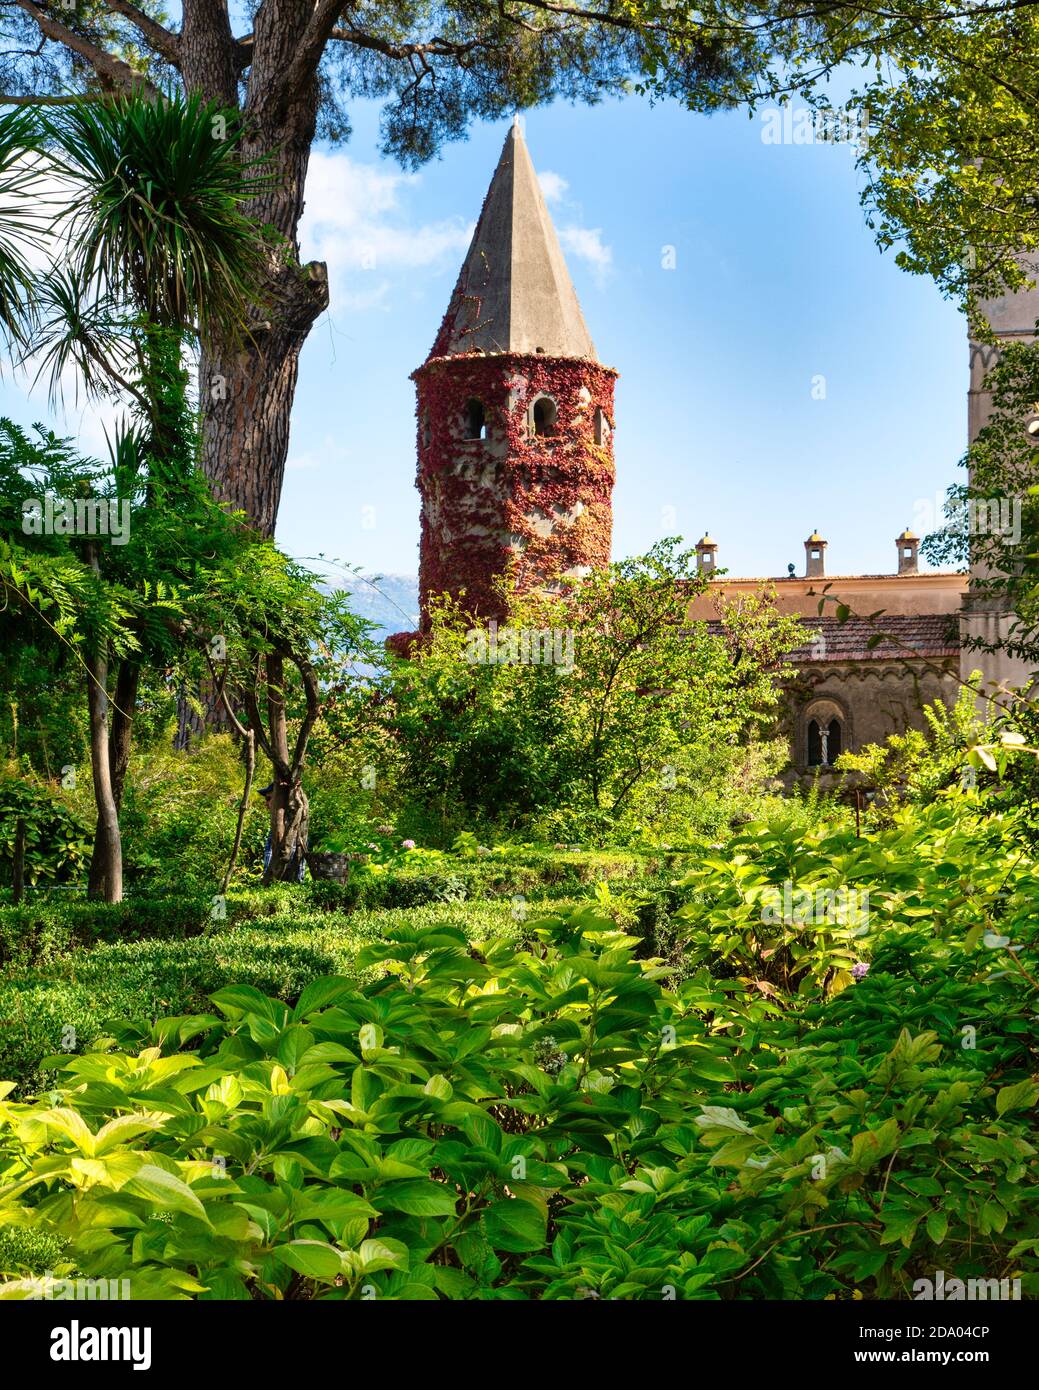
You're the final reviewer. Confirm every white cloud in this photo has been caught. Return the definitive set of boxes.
[299,151,473,304]
[535,166,613,285]
[558,225,613,284]
[538,170,569,204]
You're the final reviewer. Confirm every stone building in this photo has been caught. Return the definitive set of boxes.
[685,533,966,778]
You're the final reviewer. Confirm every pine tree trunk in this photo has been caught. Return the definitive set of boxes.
[180,3,329,536]
[199,274,325,535]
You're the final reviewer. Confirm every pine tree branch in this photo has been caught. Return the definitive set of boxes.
[263,0,347,123]
[103,0,180,67]
[13,0,159,95]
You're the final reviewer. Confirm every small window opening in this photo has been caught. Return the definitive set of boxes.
[532,396,557,437]
[811,549,821,560]
[903,546,913,559]
[808,717,843,767]
[827,718,842,761]
[463,399,487,440]
[594,407,611,445]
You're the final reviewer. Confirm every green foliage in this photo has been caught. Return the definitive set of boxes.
[836,680,994,824]
[0,892,212,972]
[113,735,269,890]
[0,773,90,885]
[385,541,802,844]
[922,338,1039,683]
[0,798,1035,1299]
[43,91,272,351]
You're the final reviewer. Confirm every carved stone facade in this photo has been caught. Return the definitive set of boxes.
[688,537,967,781]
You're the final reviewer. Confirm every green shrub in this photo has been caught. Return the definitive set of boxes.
[0,881,1035,1300]
[0,899,523,1094]
[115,735,270,889]
[0,892,211,970]
[0,774,91,885]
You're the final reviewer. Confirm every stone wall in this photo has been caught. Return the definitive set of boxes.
[412,350,616,625]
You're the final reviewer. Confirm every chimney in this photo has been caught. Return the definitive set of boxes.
[695,533,718,575]
[896,527,919,575]
[804,530,827,578]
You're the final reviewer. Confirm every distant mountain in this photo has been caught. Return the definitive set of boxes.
[341,572,419,643]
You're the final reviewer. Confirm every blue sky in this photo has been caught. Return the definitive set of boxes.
[2,90,967,586]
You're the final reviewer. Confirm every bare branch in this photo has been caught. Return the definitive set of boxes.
[327,24,494,63]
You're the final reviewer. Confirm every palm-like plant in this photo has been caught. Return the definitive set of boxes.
[2,91,274,903]
[45,92,272,345]
[0,106,51,351]
[25,91,272,415]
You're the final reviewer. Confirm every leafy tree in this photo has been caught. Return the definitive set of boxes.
[0,92,273,901]
[641,3,1039,316]
[0,1,777,535]
[836,678,994,825]
[922,337,1039,674]
[188,544,378,885]
[384,539,803,841]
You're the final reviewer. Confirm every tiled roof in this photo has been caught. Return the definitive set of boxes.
[704,614,961,663]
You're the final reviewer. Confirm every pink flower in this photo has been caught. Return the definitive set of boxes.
[851,961,870,979]
[401,839,417,851]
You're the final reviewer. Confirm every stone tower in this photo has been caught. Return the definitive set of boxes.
[411,119,616,628]
[962,271,1039,700]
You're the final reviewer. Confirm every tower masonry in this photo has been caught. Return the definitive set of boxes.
[411,120,616,628]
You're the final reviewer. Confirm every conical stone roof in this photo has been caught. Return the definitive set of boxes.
[428,119,597,362]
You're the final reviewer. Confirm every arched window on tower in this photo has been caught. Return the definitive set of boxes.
[532,396,558,437]
[463,399,487,440]
[594,407,611,446]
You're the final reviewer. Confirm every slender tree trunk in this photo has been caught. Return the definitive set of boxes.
[222,727,255,893]
[86,642,123,904]
[88,660,139,897]
[260,651,311,883]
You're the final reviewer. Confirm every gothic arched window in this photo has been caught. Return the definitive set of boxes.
[532,396,558,437]
[463,399,487,440]
[805,701,845,767]
[808,719,822,767]
[826,718,842,762]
